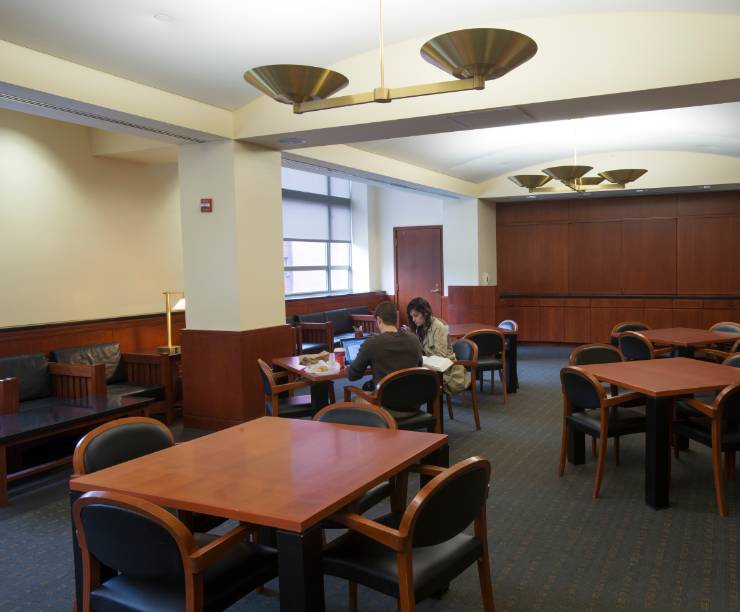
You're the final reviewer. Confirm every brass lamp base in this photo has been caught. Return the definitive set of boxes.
[157,345,181,356]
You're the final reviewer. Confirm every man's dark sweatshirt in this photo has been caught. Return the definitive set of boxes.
[347,330,423,385]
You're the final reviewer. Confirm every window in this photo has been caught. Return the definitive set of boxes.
[281,168,352,296]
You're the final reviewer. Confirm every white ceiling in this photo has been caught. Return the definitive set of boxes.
[0,0,738,110]
[352,102,740,183]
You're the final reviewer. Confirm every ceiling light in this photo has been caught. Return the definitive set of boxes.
[244,0,536,114]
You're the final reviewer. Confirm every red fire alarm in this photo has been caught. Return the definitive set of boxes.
[200,198,213,213]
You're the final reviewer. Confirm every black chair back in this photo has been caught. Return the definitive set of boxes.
[257,359,275,395]
[314,402,396,429]
[79,421,173,474]
[452,338,475,361]
[711,322,740,334]
[570,344,623,366]
[560,367,602,413]
[466,331,504,358]
[723,354,740,369]
[619,332,653,361]
[612,321,649,334]
[377,368,438,416]
[410,458,490,547]
[497,320,518,332]
[78,502,184,579]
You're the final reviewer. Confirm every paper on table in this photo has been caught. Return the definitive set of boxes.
[422,355,454,372]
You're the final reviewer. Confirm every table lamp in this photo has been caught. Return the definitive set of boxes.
[157,291,186,355]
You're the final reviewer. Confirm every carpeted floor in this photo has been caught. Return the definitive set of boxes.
[1,344,738,611]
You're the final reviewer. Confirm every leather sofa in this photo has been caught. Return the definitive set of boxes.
[293,307,374,354]
[50,342,173,422]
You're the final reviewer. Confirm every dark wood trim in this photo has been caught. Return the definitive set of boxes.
[285,291,388,317]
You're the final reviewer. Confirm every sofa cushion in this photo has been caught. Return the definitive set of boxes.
[325,308,355,335]
[107,383,165,402]
[51,342,126,384]
[0,353,53,402]
[296,311,327,324]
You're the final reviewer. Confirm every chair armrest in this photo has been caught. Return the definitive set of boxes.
[273,370,291,381]
[273,379,311,394]
[700,348,733,360]
[604,391,644,408]
[681,397,714,417]
[121,353,168,386]
[452,359,474,368]
[330,511,405,552]
[405,464,445,477]
[49,362,107,398]
[344,385,376,403]
[0,377,20,414]
[653,346,673,356]
[188,523,255,573]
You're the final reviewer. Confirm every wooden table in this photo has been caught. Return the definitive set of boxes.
[70,416,448,612]
[611,327,740,358]
[272,355,348,411]
[579,358,740,509]
[447,323,519,392]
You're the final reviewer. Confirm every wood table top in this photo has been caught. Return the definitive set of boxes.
[70,416,447,532]
[272,355,348,382]
[447,323,516,338]
[579,357,740,397]
[621,327,740,347]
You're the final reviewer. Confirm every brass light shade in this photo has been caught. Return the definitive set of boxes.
[599,169,648,184]
[420,28,538,81]
[243,65,349,104]
[509,175,552,189]
[574,176,605,186]
[542,165,593,181]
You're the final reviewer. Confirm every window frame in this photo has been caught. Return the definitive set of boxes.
[282,187,352,297]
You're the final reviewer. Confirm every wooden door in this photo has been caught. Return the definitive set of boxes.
[394,226,443,322]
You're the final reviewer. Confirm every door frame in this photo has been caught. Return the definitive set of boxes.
[393,225,444,311]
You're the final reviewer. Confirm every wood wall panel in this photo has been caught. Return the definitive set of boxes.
[535,224,569,294]
[182,325,293,430]
[677,217,740,295]
[539,306,564,342]
[497,224,538,294]
[568,222,622,293]
[0,313,184,358]
[285,291,388,317]
[620,219,677,294]
[445,286,497,325]
[643,307,673,328]
[563,306,591,343]
[677,191,740,217]
[568,197,623,221]
[621,195,677,219]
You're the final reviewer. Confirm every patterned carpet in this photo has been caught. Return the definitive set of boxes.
[1,344,738,611]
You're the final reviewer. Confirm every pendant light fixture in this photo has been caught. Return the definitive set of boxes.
[244,1,537,114]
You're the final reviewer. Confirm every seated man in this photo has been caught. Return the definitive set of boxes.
[347,301,423,388]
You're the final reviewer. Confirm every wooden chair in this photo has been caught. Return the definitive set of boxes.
[672,382,740,517]
[618,331,672,361]
[463,329,507,402]
[444,338,481,430]
[323,457,494,612]
[344,368,441,433]
[559,366,644,498]
[610,321,649,346]
[314,402,403,516]
[73,491,277,612]
[697,338,740,363]
[73,416,225,533]
[257,358,327,418]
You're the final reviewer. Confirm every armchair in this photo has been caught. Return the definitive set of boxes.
[73,491,277,612]
[322,457,494,612]
[610,321,650,347]
[344,367,441,433]
[463,329,507,402]
[618,331,672,361]
[257,358,321,418]
[444,338,480,430]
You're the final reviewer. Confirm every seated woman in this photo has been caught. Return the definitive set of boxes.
[406,297,469,394]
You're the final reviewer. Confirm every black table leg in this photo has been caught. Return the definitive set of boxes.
[71,490,83,611]
[676,346,695,358]
[567,429,585,465]
[645,396,671,510]
[507,335,519,393]
[310,381,331,412]
[276,525,325,612]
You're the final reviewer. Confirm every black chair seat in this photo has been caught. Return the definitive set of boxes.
[390,410,437,431]
[475,356,502,370]
[323,513,482,601]
[673,418,740,450]
[267,394,315,419]
[356,482,392,514]
[567,406,647,437]
[107,383,165,402]
[89,534,277,612]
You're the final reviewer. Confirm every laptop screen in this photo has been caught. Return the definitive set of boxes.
[342,337,367,365]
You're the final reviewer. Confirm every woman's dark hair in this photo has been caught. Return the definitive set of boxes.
[407,297,433,339]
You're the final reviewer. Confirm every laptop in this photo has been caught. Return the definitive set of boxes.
[341,337,368,366]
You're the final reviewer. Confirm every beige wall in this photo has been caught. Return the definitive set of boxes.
[0,109,182,327]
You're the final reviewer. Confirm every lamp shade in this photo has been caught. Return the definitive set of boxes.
[508,175,552,189]
[420,28,537,81]
[244,65,349,104]
[598,169,648,184]
[542,165,593,181]
[172,297,186,312]
[574,176,606,186]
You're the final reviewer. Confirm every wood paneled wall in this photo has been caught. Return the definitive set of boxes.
[496,191,740,343]
[0,313,184,358]
[443,286,497,325]
[497,191,740,296]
